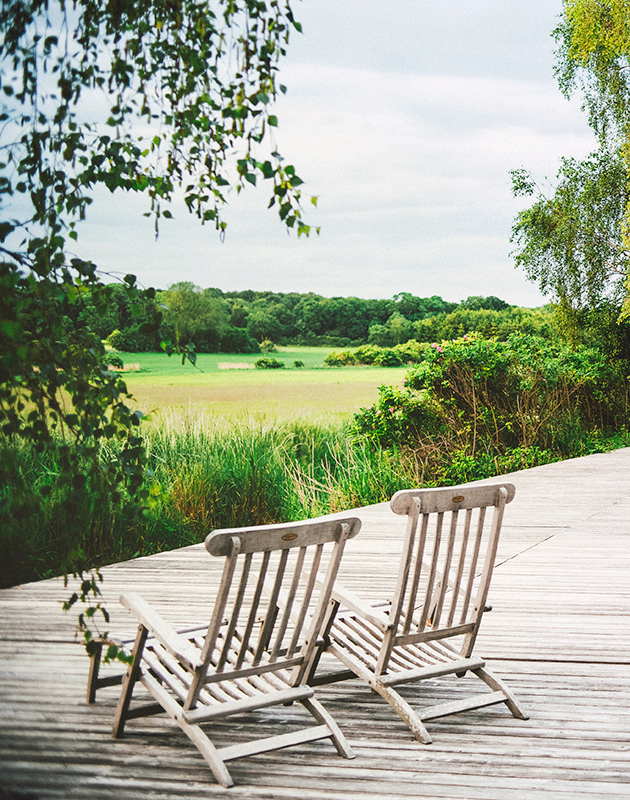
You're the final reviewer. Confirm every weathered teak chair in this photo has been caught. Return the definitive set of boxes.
[109,516,361,787]
[310,484,528,744]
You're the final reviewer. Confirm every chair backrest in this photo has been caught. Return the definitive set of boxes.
[185,516,361,710]
[378,484,515,673]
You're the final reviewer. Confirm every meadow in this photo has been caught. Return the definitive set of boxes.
[115,346,410,419]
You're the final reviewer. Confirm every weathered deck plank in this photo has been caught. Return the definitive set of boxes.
[1,448,629,798]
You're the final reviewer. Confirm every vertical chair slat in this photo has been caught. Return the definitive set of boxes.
[253,549,289,665]
[458,506,486,625]
[270,546,307,661]
[236,550,271,669]
[286,544,323,658]
[419,512,444,630]
[216,553,253,672]
[446,507,473,627]
[430,509,459,629]
[403,502,426,635]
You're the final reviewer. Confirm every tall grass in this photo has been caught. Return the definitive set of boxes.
[144,409,422,528]
[2,406,628,589]
[0,411,419,588]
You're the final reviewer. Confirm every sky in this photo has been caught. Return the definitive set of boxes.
[72,0,597,307]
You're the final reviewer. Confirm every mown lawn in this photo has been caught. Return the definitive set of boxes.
[113,346,410,418]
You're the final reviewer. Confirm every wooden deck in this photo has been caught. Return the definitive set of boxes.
[1,448,629,799]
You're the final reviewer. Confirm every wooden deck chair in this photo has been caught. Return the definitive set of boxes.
[310,484,528,744]
[110,516,361,787]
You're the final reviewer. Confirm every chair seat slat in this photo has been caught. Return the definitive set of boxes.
[380,656,487,687]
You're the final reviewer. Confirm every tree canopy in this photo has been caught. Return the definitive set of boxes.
[0,0,310,655]
[510,149,629,314]
[555,0,630,143]
[511,0,630,329]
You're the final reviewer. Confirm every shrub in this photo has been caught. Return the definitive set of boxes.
[293,360,305,368]
[260,339,277,352]
[106,354,124,370]
[354,384,434,447]
[353,344,380,364]
[392,340,428,363]
[324,350,355,367]
[254,356,285,369]
[105,326,154,352]
[373,348,403,366]
[356,332,629,457]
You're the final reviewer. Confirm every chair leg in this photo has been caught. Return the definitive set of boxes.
[112,625,148,739]
[86,640,104,704]
[304,599,340,685]
[372,683,433,744]
[301,696,355,759]
[178,719,235,788]
[473,666,529,720]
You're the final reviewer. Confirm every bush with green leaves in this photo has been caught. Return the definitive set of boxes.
[355,332,629,461]
[325,342,429,368]
[373,348,403,367]
[105,326,155,353]
[393,340,428,363]
[254,357,285,370]
[353,345,380,364]
[324,351,355,367]
[354,384,436,447]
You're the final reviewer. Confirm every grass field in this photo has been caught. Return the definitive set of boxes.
[114,346,409,418]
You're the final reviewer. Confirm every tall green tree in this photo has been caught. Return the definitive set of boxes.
[0,0,309,655]
[159,282,230,352]
[557,0,630,318]
[510,149,629,337]
[511,0,630,329]
[556,0,630,145]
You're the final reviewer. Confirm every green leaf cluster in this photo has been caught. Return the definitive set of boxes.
[254,356,285,369]
[354,332,629,458]
[512,1,630,325]
[0,0,310,660]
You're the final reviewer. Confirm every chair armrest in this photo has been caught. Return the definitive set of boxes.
[331,583,393,632]
[120,592,202,671]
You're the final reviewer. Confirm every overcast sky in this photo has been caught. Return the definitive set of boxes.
[73,0,597,307]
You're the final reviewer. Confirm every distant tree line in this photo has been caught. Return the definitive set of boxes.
[80,282,558,353]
